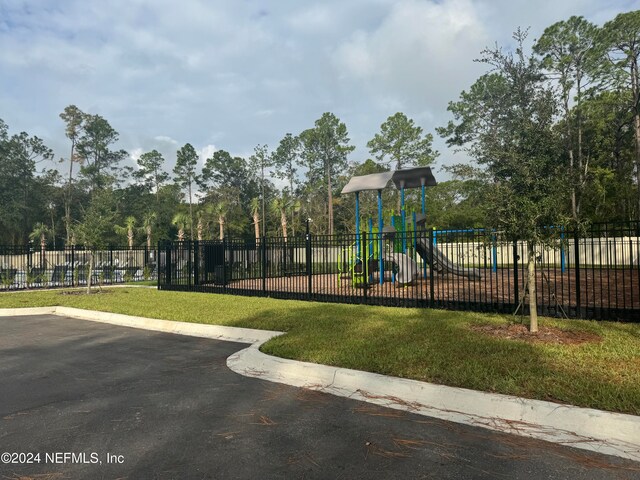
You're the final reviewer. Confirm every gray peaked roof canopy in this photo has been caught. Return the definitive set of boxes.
[391,166,437,189]
[340,171,394,194]
[340,167,436,194]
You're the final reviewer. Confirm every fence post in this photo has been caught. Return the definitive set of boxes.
[492,230,497,273]
[560,226,566,273]
[574,231,581,317]
[27,243,33,273]
[165,242,172,286]
[261,236,267,293]
[222,238,227,288]
[362,230,368,303]
[71,245,75,287]
[193,240,200,287]
[187,241,192,288]
[306,220,312,299]
[513,240,519,309]
[429,229,435,306]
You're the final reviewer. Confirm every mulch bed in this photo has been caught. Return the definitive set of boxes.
[470,323,602,345]
[223,268,640,311]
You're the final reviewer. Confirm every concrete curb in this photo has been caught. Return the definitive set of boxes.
[0,306,283,344]
[2,307,639,462]
[228,344,640,462]
[0,284,157,295]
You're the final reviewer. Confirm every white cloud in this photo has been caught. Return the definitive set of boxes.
[334,0,489,112]
[198,144,216,164]
[129,148,144,163]
[154,136,179,145]
[0,0,635,181]
[287,5,333,33]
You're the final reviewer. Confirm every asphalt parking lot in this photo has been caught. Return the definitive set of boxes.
[0,315,638,479]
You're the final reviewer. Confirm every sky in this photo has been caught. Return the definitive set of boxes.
[1,0,638,182]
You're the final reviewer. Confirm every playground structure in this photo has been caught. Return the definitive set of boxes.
[176,166,484,294]
[339,167,481,288]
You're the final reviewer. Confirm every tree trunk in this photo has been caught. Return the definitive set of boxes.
[291,209,296,238]
[65,140,75,245]
[155,168,161,211]
[40,234,46,269]
[197,218,203,241]
[50,208,56,250]
[188,181,194,242]
[527,243,538,333]
[281,211,288,243]
[253,213,260,241]
[128,229,133,250]
[147,227,152,250]
[396,157,402,214]
[631,57,640,218]
[635,111,640,217]
[327,163,333,235]
[568,142,577,221]
[576,77,584,218]
[262,162,266,238]
[219,218,224,240]
[86,250,94,294]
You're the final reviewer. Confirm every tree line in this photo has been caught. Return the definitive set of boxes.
[2,10,640,252]
[0,107,436,247]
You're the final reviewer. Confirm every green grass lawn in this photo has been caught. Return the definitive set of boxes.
[1,288,639,416]
[123,280,158,286]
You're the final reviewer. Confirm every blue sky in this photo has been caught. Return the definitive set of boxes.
[1,0,638,180]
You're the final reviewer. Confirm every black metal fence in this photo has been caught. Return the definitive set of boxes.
[0,245,158,290]
[158,221,639,322]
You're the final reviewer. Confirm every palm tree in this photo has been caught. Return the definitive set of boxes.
[250,197,261,241]
[271,192,291,243]
[114,216,137,250]
[140,211,157,250]
[195,205,216,241]
[195,210,205,241]
[172,212,189,242]
[198,204,218,241]
[291,198,302,237]
[29,222,50,268]
[214,202,227,240]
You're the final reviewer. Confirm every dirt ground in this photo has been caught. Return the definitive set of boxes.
[219,267,640,318]
[470,323,602,345]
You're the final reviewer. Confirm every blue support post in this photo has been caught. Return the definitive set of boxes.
[368,218,374,283]
[378,189,384,285]
[414,211,426,280]
[492,230,498,273]
[391,216,396,283]
[412,211,417,253]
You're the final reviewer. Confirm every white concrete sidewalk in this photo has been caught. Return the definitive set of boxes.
[2,306,639,462]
